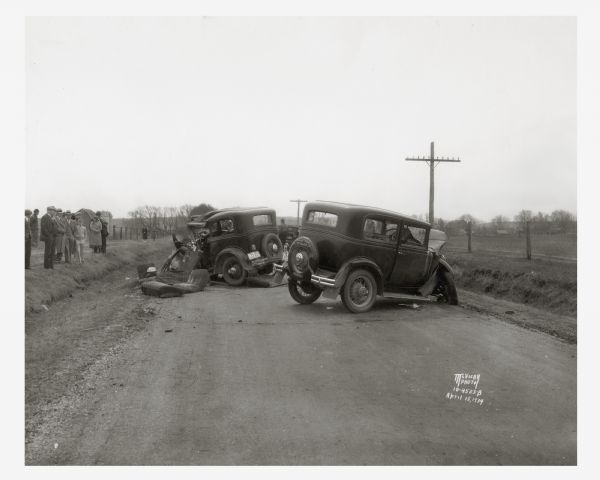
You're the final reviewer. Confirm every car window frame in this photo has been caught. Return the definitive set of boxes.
[362,215,399,246]
[306,210,339,228]
[398,222,429,249]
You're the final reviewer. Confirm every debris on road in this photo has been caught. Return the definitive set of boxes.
[141,281,183,298]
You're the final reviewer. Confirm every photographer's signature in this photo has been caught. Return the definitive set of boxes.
[445,373,484,406]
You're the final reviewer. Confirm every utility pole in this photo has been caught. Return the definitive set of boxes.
[290,199,307,226]
[405,142,461,224]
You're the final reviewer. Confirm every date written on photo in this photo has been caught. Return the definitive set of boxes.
[445,373,484,406]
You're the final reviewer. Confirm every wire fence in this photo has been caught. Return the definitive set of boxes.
[445,222,577,262]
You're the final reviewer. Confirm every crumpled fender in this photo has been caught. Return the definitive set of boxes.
[215,247,252,274]
[333,257,384,295]
[418,256,454,296]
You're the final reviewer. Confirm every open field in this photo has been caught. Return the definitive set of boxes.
[446,251,577,317]
[446,233,577,260]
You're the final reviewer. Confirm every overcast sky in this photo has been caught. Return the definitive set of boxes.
[25,16,576,221]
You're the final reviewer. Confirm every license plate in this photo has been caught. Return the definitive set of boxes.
[247,251,261,260]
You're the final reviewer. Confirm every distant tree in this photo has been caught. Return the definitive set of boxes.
[532,211,550,234]
[190,203,216,217]
[492,215,509,230]
[513,210,533,234]
[550,210,576,234]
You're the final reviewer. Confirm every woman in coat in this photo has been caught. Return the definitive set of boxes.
[89,213,103,253]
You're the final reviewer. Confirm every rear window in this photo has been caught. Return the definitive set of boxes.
[307,211,338,227]
[252,214,273,226]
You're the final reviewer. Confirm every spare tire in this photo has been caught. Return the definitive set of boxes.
[288,236,319,278]
[261,233,283,259]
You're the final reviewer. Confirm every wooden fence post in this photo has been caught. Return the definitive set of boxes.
[526,221,532,260]
[120,226,123,240]
[125,227,128,240]
[467,221,472,253]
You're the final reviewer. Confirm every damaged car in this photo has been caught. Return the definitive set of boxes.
[173,207,284,286]
[274,201,458,313]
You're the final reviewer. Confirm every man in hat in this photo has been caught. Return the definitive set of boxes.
[30,208,40,247]
[54,208,66,262]
[63,210,73,263]
[40,206,58,269]
[25,209,32,269]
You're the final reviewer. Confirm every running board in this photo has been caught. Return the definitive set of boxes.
[381,292,435,303]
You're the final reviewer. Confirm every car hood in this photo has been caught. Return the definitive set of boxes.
[428,229,447,253]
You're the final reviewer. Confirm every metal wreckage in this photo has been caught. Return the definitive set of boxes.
[138,207,292,298]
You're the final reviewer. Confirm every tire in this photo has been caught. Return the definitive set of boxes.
[341,269,377,313]
[288,236,319,278]
[262,233,283,259]
[434,270,459,305]
[221,256,248,286]
[288,278,322,304]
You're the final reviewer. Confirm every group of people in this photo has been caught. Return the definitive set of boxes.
[25,207,109,269]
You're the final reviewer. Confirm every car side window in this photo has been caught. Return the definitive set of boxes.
[399,224,426,247]
[219,218,235,234]
[363,217,398,244]
[207,221,218,234]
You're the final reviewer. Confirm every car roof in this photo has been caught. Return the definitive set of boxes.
[194,207,275,223]
[309,200,431,228]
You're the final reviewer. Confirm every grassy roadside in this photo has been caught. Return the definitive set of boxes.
[446,251,577,317]
[25,239,172,312]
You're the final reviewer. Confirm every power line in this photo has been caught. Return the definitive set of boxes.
[405,142,461,224]
[289,199,308,226]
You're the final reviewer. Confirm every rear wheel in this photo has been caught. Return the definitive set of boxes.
[221,256,247,286]
[288,278,322,304]
[434,270,458,305]
[341,269,377,313]
[288,236,319,279]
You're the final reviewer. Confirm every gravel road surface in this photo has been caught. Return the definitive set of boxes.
[25,277,576,465]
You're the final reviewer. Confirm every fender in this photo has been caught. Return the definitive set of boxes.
[332,257,385,296]
[214,247,252,274]
[418,256,454,296]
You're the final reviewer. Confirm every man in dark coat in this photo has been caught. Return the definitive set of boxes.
[30,208,40,247]
[25,209,32,269]
[40,206,57,269]
[98,211,109,254]
[54,208,66,262]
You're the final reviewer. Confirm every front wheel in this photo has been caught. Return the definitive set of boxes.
[434,270,458,305]
[288,278,322,304]
[221,256,248,286]
[341,269,377,313]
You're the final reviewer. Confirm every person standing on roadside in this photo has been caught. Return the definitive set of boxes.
[63,210,73,264]
[73,216,88,264]
[69,214,78,261]
[40,206,57,269]
[100,214,109,254]
[30,209,39,247]
[89,213,102,254]
[25,209,32,269]
[54,209,66,262]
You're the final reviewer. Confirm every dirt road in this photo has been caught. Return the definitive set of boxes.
[25,273,576,465]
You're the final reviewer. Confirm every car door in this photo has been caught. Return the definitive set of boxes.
[361,216,399,279]
[388,223,431,287]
